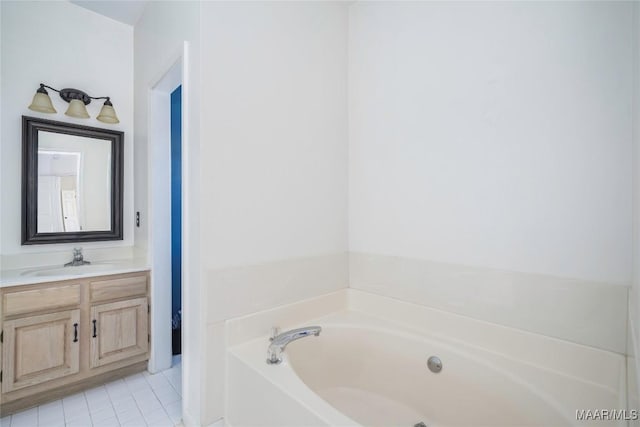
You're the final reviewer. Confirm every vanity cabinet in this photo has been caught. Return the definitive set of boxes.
[0,270,150,414]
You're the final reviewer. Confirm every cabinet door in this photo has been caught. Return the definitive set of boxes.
[2,310,80,393]
[90,297,149,368]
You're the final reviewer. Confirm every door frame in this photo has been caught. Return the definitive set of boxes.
[147,41,202,426]
[147,51,184,374]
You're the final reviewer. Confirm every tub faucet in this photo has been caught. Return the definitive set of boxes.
[267,326,322,364]
[64,248,91,267]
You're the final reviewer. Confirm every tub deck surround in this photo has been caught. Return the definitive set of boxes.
[349,252,630,354]
[226,289,626,427]
[205,253,349,324]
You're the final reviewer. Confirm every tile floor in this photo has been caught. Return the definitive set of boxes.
[0,356,182,427]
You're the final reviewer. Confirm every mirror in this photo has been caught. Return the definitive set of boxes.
[22,116,123,244]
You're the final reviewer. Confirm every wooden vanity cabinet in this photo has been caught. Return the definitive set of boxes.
[0,270,150,414]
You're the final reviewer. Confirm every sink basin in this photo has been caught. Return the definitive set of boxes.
[20,263,120,277]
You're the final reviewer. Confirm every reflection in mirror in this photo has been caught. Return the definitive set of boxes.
[37,132,112,233]
[22,116,123,244]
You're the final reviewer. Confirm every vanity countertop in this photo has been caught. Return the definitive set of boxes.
[0,258,150,288]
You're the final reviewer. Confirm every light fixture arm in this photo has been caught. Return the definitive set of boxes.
[38,83,112,106]
[38,83,59,93]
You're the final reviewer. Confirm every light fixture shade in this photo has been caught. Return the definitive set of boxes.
[96,100,120,124]
[65,99,90,119]
[28,91,57,114]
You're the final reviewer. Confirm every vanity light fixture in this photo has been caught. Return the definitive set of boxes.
[28,83,120,124]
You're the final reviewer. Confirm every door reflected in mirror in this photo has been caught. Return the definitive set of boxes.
[37,132,112,233]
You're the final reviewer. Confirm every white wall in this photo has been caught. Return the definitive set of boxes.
[348,2,634,351]
[0,1,134,266]
[198,2,349,424]
[133,2,201,425]
[200,1,348,270]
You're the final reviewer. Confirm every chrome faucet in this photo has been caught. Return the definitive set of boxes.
[64,248,91,267]
[267,326,322,364]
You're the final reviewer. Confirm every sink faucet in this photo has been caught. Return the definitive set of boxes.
[267,326,321,364]
[64,248,91,267]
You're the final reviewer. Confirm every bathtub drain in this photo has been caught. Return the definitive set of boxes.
[414,422,428,427]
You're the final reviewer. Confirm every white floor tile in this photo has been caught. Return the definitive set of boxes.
[62,393,87,408]
[10,407,38,427]
[163,400,182,425]
[39,399,65,423]
[111,399,138,415]
[38,415,66,426]
[154,387,181,406]
[115,408,143,425]
[145,374,171,391]
[111,398,138,414]
[7,361,182,427]
[90,406,116,423]
[39,421,65,427]
[63,407,91,423]
[131,388,154,401]
[168,379,182,396]
[124,375,148,393]
[135,397,162,415]
[85,386,108,397]
[39,399,63,412]
[93,417,119,427]
[106,380,130,399]
[142,409,173,427]
[87,398,112,414]
[64,412,92,427]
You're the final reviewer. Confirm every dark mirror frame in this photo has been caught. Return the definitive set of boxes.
[22,116,124,245]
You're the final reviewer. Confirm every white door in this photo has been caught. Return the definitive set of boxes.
[37,176,63,232]
[61,190,81,231]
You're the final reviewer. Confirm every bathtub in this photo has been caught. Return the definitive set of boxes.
[226,290,626,427]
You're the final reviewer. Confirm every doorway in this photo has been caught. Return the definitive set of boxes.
[171,85,182,356]
[148,45,200,424]
[149,57,183,374]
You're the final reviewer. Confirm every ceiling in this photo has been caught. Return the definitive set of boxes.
[70,1,149,26]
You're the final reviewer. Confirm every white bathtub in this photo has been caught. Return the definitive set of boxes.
[226,290,626,427]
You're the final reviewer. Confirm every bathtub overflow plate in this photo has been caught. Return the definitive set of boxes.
[427,356,442,373]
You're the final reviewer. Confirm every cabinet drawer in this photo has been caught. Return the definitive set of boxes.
[90,274,147,303]
[3,285,81,317]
